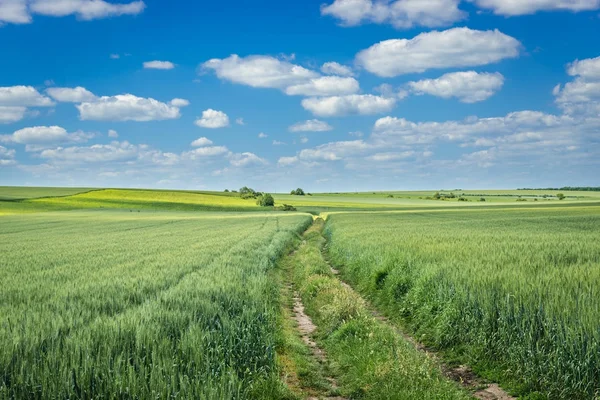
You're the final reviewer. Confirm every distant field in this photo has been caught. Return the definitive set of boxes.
[0,186,94,200]
[0,188,263,215]
[325,206,600,398]
[2,187,599,216]
[0,211,312,398]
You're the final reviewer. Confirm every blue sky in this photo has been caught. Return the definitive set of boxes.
[1,0,599,192]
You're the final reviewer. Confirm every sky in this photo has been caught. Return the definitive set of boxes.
[0,0,599,192]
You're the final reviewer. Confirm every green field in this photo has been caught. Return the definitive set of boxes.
[1,186,600,399]
[0,210,312,398]
[325,207,600,399]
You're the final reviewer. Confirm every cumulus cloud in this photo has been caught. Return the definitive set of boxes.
[321,62,355,77]
[202,54,319,90]
[170,98,190,107]
[321,0,466,29]
[0,145,16,166]
[277,156,299,166]
[284,76,360,96]
[356,27,521,77]
[183,146,229,159]
[555,55,600,115]
[568,56,600,79]
[29,0,145,20]
[228,152,268,167]
[76,94,182,121]
[0,125,94,150]
[39,141,142,163]
[0,106,27,124]
[191,137,213,147]
[46,86,97,102]
[302,94,396,117]
[194,109,230,128]
[0,0,31,24]
[1,0,146,24]
[469,0,600,16]
[0,86,54,107]
[289,119,334,132]
[108,129,119,138]
[408,71,505,103]
[202,54,361,97]
[143,60,175,70]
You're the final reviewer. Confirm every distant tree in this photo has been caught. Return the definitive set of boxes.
[433,192,441,200]
[479,197,486,202]
[557,193,565,200]
[257,194,275,207]
[290,188,305,196]
[224,189,229,192]
[239,186,259,199]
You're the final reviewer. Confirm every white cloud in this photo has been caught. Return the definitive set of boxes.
[321,0,466,29]
[108,129,119,138]
[202,54,319,90]
[278,156,298,166]
[110,54,120,59]
[236,118,245,125]
[0,106,27,124]
[349,131,364,137]
[469,0,600,16]
[289,119,334,132]
[0,145,16,166]
[367,151,415,161]
[285,76,360,96]
[191,137,213,147]
[302,94,396,117]
[29,0,145,20]
[194,109,230,128]
[408,71,505,103]
[356,27,521,77]
[183,146,229,159]
[258,132,268,138]
[0,0,31,24]
[39,141,141,163]
[170,98,190,107]
[321,62,355,77]
[298,140,372,161]
[228,152,268,167]
[46,86,97,102]
[143,60,175,70]
[0,86,54,107]
[555,55,600,116]
[272,140,286,146]
[0,125,94,150]
[568,56,600,79]
[76,94,182,121]
[300,136,309,144]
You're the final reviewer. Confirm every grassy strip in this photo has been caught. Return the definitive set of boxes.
[284,219,469,399]
[272,246,335,399]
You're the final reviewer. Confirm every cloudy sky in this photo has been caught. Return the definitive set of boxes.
[1,0,599,191]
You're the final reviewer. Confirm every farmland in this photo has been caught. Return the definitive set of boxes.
[1,187,600,399]
[325,206,600,399]
[0,210,312,398]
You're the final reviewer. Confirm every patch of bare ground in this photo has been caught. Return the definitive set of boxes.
[291,286,346,400]
[329,266,514,400]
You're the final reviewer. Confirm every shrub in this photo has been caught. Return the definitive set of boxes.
[479,197,486,202]
[290,188,305,196]
[224,189,229,193]
[277,204,297,211]
[257,194,274,207]
[458,197,468,202]
[239,186,259,199]
[557,193,565,200]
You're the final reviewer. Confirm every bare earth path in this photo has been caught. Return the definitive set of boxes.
[290,285,346,400]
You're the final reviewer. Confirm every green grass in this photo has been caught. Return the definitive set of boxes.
[0,186,95,200]
[324,206,600,399]
[0,211,312,399]
[283,220,469,399]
